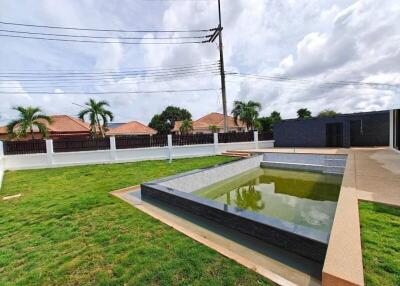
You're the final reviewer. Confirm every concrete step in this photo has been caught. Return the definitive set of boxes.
[221,151,251,158]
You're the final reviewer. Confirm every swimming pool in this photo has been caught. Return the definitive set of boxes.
[141,153,346,263]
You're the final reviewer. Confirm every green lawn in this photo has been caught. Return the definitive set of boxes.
[0,156,271,286]
[359,201,400,286]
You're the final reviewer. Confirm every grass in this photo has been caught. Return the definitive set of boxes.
[359,201,400,286]
[0,156,271,286]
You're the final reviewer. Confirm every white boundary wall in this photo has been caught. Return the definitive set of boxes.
[0,133,273,188]
[0,142,4,189]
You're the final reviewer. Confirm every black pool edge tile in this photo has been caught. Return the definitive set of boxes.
[141,182,328,263]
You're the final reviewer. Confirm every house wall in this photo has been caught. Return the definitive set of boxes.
[274,111,390,148]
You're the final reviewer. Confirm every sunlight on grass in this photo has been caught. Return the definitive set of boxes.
[359,201,400,286]
[0,156,271,286]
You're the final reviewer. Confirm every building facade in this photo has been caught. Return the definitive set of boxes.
[274,110,390,148]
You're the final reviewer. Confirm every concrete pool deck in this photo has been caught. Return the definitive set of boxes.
[240,147,400,286]
[244,147,400,207]
[112,148,399,286]
[111,186,322,286]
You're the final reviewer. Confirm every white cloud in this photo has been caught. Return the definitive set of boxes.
[0,0,399,125]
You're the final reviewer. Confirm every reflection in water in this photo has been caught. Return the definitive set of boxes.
[193,168,342,233]
[234,181,265,211]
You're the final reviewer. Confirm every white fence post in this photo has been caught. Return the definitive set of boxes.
[167,134,173,163]
[0,140,4,157]
[254,130,259,149]
[110,136,117,161]
[45,139,54,166]
[213,133,219,154]
[0,141,3,190]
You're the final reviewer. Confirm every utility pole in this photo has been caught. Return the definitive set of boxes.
[217,0,228,132]
[208,0,228,132]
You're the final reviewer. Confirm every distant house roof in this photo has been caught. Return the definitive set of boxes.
[46,115,91,134]
[0,126,7,134]
[107,121,156,135]
[0,115,91,136]
[173,112,244,132]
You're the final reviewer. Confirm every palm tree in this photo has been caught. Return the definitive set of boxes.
[208,125,219,133]
[179,119,194,135]
[7,106,52,140]
[231,100,262,131]
[78,99,114,138]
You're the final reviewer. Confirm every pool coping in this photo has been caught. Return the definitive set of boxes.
[141,155,343,263]
[110,186,322,286]
[321,152,364,286]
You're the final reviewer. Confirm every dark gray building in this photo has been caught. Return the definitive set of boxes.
[274,110,390,148]
[391,109,400,151]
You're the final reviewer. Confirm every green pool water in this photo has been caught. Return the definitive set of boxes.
[192,167,342,233]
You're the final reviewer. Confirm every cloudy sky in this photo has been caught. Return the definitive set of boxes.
[0,0,399,125]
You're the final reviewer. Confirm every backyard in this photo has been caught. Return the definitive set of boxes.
[0,156,398,286]
[0,156,271,286]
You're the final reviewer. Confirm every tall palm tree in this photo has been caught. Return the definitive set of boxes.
[78,99,114,138]
[179,119,194,135]
[7,106,52,140]
[231,100,262,131]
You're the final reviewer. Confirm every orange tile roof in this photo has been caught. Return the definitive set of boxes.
[0,115,91,135]
[173,112,244,132]
[0,126,7,134]
[45,115,91,133]
[107,121,156,135]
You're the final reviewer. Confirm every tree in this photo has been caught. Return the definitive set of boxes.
[318,109,339,118]
[78,99,114,138]
[179,119,194,135]
[208,125,219,133]
[297,108,312,119]
[231,100,262,131]
[7,106,52,140]
[258,111,282,132]
[149,106,192,134]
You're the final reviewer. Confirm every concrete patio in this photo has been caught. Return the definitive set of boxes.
[112,147,399,286]
[246,147,400,207]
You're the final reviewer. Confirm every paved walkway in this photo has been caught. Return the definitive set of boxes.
[244,147,400,207]
[353,148,400,206]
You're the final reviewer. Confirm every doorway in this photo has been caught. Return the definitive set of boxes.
[326,123,343,147]
[396,110,400,150]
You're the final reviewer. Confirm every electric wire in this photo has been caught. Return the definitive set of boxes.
[0,20,212,33]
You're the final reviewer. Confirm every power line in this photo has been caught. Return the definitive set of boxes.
[0,63,220,78]
[0,33,209,44]
[0,73,220,89]
[0,72,220,88]
[229,73,400,90]
[0,60,219,74]
[0,88,219,94]
[0,20,212,33]
[0,67,221,82]
[0,29,212,40]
